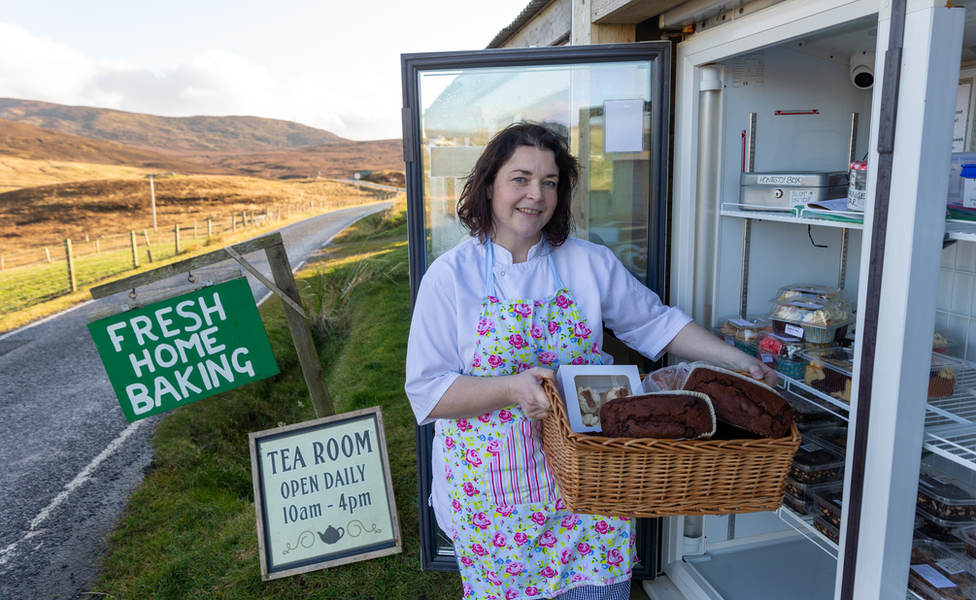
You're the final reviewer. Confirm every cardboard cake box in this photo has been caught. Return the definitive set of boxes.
[554,364,642,434]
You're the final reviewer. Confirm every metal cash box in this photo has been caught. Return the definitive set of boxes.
[739,171,849,211]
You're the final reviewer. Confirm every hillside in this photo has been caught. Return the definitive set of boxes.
[0,98,346,155]
[209,139,404,180]
[0,118,239,177]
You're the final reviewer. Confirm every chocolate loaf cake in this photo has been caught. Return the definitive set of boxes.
[599,392,715,440]
[682,364,794,438]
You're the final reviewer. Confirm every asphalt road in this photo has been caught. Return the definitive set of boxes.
[0,201,392,600]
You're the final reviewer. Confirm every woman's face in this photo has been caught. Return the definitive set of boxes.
[488,145,559,256]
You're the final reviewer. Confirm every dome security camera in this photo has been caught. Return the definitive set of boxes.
[850,52,875,89]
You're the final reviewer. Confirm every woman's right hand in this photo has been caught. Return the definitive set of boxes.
[508,367,556,420]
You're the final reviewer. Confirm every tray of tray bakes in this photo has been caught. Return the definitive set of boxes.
[771,283,851,303]
[918,461,976,523]
[781,390,846,430]
[769,298,854,344]
[540,363,800,518]
[790,437,845,485]
[711,315,770,357]
[908,539,976,600]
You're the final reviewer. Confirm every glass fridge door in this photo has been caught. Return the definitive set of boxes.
[401,42,671,575]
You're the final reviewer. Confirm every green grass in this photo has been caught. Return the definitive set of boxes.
[87,201,462,599]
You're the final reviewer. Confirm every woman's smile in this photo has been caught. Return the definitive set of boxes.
[489,145,559,262]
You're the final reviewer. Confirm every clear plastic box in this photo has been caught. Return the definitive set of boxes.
[954,524,976,559]
[813,514,839,544]
[918,462,976,522]
[810,481,844,529]
[783,492,813,516]
[757,332,835,380]
[785,476,832,504]
[798,347,855,402]
[908,538,976,600]
[781,390,845,430]
[805,425,849,456]
[771,283,850,303]
[917,507,976,544]
[790,438,845,485]
[770,299,854,344]
[711,315,769,356]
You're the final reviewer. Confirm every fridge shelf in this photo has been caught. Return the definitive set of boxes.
[946,220,976,242]
[720,203,864,229]
[776,506,838,559]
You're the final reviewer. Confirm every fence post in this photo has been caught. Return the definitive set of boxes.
[65,239,77,293]
[207,218,213,238]
[194,221,198,239]
[143,230,154,263]
[45,248,51,263]
[130,231,139,268]
[96,239,101,255]
[232,215,237,233]
[174,224,181,254]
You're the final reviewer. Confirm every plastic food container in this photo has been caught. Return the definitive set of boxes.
[933,328,957,355]
[771,284,850,303]
[757,332,835,381]
[947,151,976,221]
[770,299,854,344]
[917,507,976,544]
[917,462,976,522]
[785,477,832,504]
[811,482,844,529]
[798,347,855,402]
[954,525,976,559]
[790,438,845,485]
[711,315,769,356]
[806,425,849,456]
[927,354,966,398]
[782,390,845,430]
[908,538,976,600]
[813,514,840,544]
[783,492,813,516]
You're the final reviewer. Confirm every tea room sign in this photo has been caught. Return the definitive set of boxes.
[87,277,279,422]
[249,406,401,580]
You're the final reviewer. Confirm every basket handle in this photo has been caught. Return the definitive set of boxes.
[541,377,562,419]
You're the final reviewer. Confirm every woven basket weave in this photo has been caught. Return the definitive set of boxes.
[540,378,800,518]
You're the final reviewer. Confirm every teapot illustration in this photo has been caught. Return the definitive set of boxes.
[318,525,345,544]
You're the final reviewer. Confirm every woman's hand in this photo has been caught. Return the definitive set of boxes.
[735,355,778,387]
[507,367,556,419]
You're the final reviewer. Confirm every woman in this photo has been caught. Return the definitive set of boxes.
[405,122,774,599]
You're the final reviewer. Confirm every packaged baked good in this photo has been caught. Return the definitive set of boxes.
[954,524,976,559]
[785,477,831,504]
[711,315,769,357]
[908,539,976,600]
[783,492,813,516]
[933,328,956,355]
[800,347,855,402]
[805,425,849,456]
[917,462,976,522]
[813,514,840,544]
[681,363,794,438]
[790,438,844,484]
[598,391,716,440]
[781,390,845,430]
[917,507,976,544]
[810,482,844,529]
[771,283,850,303]
[770,299,854,344]
[757,332,835,380]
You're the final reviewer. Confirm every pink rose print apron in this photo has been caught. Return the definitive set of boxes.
[435,240,633,599]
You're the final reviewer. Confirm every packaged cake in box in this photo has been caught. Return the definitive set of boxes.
[933,328,957,355]
[953,524,976,559]
[790,437,844,485]
[810,481,844,530]
[782,492,814,516]
[908,538,976,600]
[917,461,976,522]
[916,507,976,545]
[711,315,770,356]
[769,298,854,344]
[771,283,850,303]
[786,476,833,504]
[782,390,845,430]
[813,514,840,544]
[926,353,965,398]
[805,425,849,456]
[756,331,835,380]
[799,347,855,402]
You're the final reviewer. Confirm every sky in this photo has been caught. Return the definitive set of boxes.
[0,0,532,141]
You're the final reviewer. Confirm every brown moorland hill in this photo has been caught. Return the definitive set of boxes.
[208,139,404,180]
[0,175,372,251]
[0,118,238,176]
[0,98,346,155]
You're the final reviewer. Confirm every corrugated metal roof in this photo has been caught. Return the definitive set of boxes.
[486,0,556,48]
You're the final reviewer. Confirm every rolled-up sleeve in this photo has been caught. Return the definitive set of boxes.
[404,265,464,426]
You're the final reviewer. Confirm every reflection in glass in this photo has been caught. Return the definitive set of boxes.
[418,62,654,284]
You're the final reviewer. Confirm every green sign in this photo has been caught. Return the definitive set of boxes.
[88,277,279,422]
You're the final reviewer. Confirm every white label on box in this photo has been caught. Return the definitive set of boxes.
[730,318,753,327]
[767,333,800,342]
[911,564,956,589]
[785,324,804,337]
[965,178,976,209]
[801,442,822,452]
[833,498,843,507]
[790,189,817,205]
[938,557,966,575]
[791,301,823,309]
[724,336,735,346]
[761,353,774,363]
[919,479,935,489]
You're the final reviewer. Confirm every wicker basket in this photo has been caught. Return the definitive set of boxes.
[540,379,801,518]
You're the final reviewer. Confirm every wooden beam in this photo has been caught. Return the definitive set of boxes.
[90,233,283,299]
[498,0,572,47]
[591,0,685,24]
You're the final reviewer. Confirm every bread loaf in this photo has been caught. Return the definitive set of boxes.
[599,391,715,439]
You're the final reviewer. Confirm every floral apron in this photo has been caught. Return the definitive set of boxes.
[435,240,633,600]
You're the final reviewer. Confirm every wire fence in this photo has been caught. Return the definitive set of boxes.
[0,191,398,317]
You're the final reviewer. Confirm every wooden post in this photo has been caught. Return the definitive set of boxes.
[207,218,213,238]
[96,239,101,255]
[194,221,198,239]
[232,215,237,233]
[143,230,153,263]
[149,174,157,233]
[174,223,181,254]
[45,248,51,263]
[65,239,77,293]
[266,242,335,417]
[130,231,139,268]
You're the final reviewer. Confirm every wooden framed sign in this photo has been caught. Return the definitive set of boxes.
[88,277,279,422]
[249,406,402,580]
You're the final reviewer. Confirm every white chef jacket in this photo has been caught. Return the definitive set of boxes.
[405,235,693,426]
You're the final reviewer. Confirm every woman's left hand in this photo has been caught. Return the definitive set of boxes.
[735,355,778,387]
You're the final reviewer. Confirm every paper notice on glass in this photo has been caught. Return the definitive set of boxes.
[604,99,644,154]
[954,79,972,153]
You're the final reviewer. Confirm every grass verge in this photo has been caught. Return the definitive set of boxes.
[86,200,462,599]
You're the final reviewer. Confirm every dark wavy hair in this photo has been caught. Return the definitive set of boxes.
[456,121,579,247]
